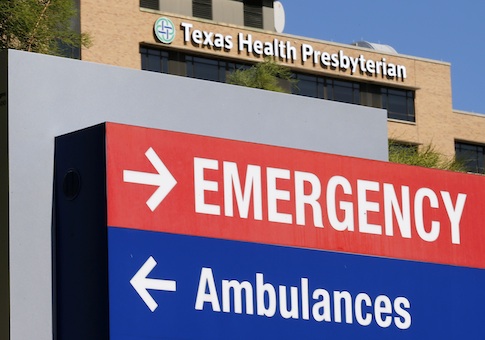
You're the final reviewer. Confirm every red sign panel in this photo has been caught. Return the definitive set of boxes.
[106,122,485,268]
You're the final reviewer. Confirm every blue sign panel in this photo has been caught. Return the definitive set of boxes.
[108,227,485,339]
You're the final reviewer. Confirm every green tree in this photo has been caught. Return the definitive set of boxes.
[227,58,295,93]
[388,140,465,172]
[0,0,91,56]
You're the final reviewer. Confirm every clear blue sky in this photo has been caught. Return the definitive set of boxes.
[281,1,485,114]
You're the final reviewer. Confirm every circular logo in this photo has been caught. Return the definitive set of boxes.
[154,17,175,44]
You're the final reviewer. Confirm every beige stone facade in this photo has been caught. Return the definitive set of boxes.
[80,0,485,160]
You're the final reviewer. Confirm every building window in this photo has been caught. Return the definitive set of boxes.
[360,83,382,108]
[193,0,212,20]
[186,56,225,81]
[141,46,249,82]
[140,47,416,123]
[140,0,159,11]
[327,79,360,105]
[293,74,324,99]
[455,141,485,174]
[381,88,415,122]
[140,47,169,73]
[292,74,360,105]
[186,56,249,82]
[292,72,415,120]
[244,0,263,29]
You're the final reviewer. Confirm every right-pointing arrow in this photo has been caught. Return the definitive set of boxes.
[123,147,177,211]
[130,256,177,312]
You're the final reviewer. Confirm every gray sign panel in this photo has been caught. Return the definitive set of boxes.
[1,49,387,340]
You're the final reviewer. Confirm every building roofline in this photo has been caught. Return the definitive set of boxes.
[454,109,485,117]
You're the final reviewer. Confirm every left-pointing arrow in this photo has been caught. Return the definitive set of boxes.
[123,147,177,211]
[130,256,177,312]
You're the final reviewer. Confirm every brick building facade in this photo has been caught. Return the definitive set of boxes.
[78,0,485,173]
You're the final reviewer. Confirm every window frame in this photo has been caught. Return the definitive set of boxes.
[192,0,213,20]
[140,46,417,124]
[381,87,415,122]
[244,0,264,29]
[139,0,159,11]
[455,141,485,174]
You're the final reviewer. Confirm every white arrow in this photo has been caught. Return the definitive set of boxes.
[130,256,177,312]
[123,147,177,211]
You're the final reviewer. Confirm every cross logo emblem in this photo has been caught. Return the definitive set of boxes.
[154,17,176,44]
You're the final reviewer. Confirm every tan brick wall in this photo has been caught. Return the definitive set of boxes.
[80,0,485,159]
[452,111,485,145]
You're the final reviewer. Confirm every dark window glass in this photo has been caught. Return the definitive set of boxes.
[193,0,212,20]
[244,0,263,29]
[226,62,250,73]
[360,83,382,108]
[382,88,415,122]
[291,71,415,122]
[140,47,168,73]
[140,46,250,82]
[186,56,222,81]
[140,47,416,123]
[293,74,323,99]
[140,0,159,10]
[262,0,274,7]
[455,141,485,174]
[186,55,247,82]
[327,79,360,104]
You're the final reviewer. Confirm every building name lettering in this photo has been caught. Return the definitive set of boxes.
[180,22,407,80]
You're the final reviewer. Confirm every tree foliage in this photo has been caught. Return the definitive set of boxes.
[227,59,295,93]
[0,0,91,56]
[388,141,465,172]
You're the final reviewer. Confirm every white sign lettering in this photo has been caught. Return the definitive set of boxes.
[193,157,466,244]
[177,21,407,80]
[195,267,412,330]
